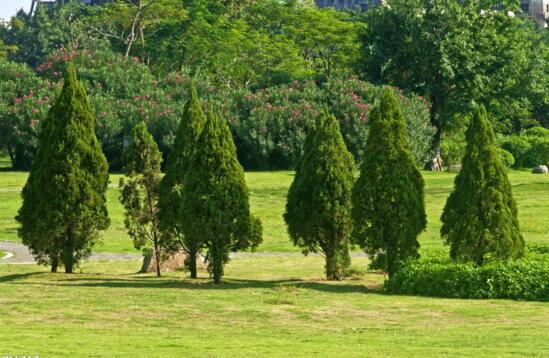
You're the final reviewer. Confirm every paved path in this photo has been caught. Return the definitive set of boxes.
[0,241,368,264]
[0,241,142,264]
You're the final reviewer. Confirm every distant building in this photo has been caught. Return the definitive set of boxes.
[521,0,549,27]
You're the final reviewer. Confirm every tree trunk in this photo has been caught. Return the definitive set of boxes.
[64,236,74,274]
[428,97,444,172]
[51,257,58,273]
[211,242,223,284]
[187,246,198,279]
[154,242,161,278]
[325,251,340,281]
[139,250,153,273]
[386,247,396,279]
[430,126,444,172]
[64,254,73,274]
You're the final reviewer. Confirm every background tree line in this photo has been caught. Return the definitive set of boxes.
[1,0,548,171]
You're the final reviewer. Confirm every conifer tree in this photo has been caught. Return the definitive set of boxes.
[352,90,426,278]
[441,105,524,265]
[119,122,163,277]
[16,63,110,273]
[284,111,356,280]
[181,110,262,284]
[158,86,207,278]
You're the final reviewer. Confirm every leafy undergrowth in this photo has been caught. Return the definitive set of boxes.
[386,248,549,301]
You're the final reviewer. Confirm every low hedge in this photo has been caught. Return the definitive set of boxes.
[385,251,549,301]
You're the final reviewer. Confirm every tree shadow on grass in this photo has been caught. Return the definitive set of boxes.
[0,271,46,283]
[36,276,379,294]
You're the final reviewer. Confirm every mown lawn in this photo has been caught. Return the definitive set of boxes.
[1,257,549,357]
[0,170,548,253]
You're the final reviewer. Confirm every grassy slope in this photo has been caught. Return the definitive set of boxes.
[0,170,548,253]
[1,258,548,357]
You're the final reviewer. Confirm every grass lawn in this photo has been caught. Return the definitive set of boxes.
[0,169,548,356]
[0,250,5,259]
[1,257,549,357]
[0,170,548,253]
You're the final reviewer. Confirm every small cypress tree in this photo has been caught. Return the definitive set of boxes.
[16,63,110,273]
[158,85,207,278]
[284,111,356,280]
[441,105,524,265]
[181,110,262,284]
[352,90,426,278]
[119,122,163,277]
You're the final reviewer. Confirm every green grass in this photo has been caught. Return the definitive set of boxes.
[1,170,548,356]
[1,257,548,357]
[0,250,5,259]
[0,170,548,253]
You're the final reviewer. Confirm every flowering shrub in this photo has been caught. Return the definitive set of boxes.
[2,47,434,171]
[224,78,434,170]
[0,60,56,169]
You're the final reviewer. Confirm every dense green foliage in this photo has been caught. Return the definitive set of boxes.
[441,106,524,265]
[119,122,163,276]
[500,126,549,168]
[226,78,434,169]
[157,86,207,278]
[16,64,110,273]
[385,250,549,301]
[352,90,426,277]
[284,111,356,280]
[180,110,262,283]
[359,0,549,166]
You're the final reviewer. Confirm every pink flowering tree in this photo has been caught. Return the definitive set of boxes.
[0,60,56,169]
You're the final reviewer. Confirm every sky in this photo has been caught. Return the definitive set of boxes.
[0,0,33,21]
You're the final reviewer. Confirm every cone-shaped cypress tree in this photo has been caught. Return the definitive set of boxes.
[158,85,207,278]
[284,111,356,280]
[352,90,426,278]
[16,63,110,273]
[181,110,262,284]
[119,122,163,277]
[441,105,524,265]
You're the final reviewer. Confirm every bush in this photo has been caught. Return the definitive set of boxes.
[498,148,515,168]
[224,78,435,170]
[523,138,549,166]
[385,254,549,301]
[441,130,466,167]
[500,127,549,168]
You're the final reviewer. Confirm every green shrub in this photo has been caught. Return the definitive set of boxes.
[385,254,549,301]
[523,126,549,138]
[498,148,515,168]
[441,131,466,167]
[500,127,549,168]
[523,138,549,166]
[500,136,531,168]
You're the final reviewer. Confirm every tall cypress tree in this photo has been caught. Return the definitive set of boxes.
[158,85,207,278]
[181,110,262,284]
[119,122,163,277]
[284,111,356,280]
[16,63,110,273]
[441,105,524,265]
[352,90,426,277]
